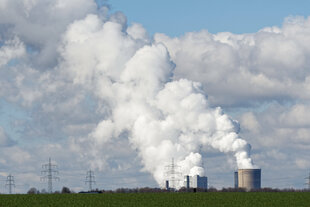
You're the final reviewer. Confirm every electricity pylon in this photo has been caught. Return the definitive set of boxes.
[85,170,96,191]
[41,158,59,193]
[305,172,310,190]
[165,158,181,189]
[5,174,15,194]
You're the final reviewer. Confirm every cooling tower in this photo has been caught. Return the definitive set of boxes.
[237,169,261,190]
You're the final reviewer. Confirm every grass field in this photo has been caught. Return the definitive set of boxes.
[0,192,310,207]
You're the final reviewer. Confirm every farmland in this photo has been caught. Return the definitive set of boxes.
[0,192,310,207]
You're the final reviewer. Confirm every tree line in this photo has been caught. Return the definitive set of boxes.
[26,186,310,194]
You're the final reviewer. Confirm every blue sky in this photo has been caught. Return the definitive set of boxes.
[105,0,310,36]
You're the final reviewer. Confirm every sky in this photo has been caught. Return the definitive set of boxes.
[0,0,310,193]
[107,0,310,35]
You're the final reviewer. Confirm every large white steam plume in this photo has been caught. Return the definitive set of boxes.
[63,13,255,188]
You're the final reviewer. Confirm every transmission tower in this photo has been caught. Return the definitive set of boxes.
[165,158,182,189]
[41,158,59,193]
[85,170,96,191]
[5,174,15,194]
[305,172,310,190]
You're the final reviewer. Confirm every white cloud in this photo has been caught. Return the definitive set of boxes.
[0,37,25,67]
[0,127,15,147]
[240,112,261,134]
[154,16,310,106]
[295,159,310,169]
[3,146,31,164]
[279,104,310,127]
[0,0,97,68]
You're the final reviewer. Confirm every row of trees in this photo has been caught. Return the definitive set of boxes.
[204,187,310,192]
[113,187,310,193]
[27,186,310,194]
[27,187,72,194]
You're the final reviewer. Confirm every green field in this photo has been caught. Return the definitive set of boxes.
[0,192,310,207]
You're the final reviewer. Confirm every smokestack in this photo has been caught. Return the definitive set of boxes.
[238,169,261,191]
[185,175,190,190]
[234,171,238,188]
[165,180,169,190]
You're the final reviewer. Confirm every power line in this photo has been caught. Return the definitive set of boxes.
[85,170,96,191]
[5,174,15,194]
[41,158,59,193]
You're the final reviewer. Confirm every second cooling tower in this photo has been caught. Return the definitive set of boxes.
[237,169,261,190]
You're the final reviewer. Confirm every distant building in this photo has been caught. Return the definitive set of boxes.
[184,175,208,189]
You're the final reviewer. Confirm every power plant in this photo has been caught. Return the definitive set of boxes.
[184,175,208,190]
[235,169,261,191]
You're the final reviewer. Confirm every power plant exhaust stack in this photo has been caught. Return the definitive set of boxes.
[234,171,238,188]
[165,180,169,190]
[237,169,261,191]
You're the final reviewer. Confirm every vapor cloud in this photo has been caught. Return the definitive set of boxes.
[61,13,254,188]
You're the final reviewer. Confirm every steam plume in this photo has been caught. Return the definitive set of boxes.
[62,13,255,188]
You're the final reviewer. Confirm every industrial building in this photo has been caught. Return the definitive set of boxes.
[235,169,261,191]
[184,175,208,190]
